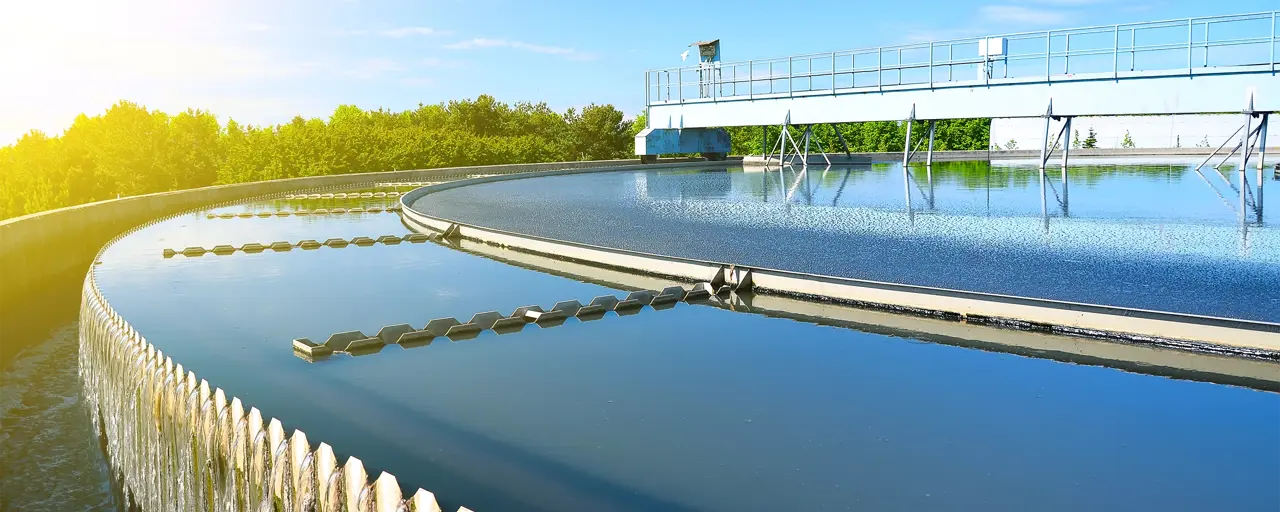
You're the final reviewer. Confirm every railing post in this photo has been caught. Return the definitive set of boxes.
[788,56,793,97]
[1272,11,1276,73]
[1187,18,1193,75]
[1113,25,1119,79]
[929,42,934,87]
[749,60,754,99]
[877,47,883,91]
[831,51,836,94]
[1205,21,1210,68]
[1064,33,1070,74]
[897,47,903,84]
[1045,30,1052,81]
[678,68,682,103]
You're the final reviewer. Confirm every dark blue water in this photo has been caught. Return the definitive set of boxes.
[415,161,1280,322]
[81,184,1280,511]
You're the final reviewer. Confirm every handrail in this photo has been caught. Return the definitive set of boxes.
[647,10,1279,105]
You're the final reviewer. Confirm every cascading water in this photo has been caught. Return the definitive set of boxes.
[76,201,463,512]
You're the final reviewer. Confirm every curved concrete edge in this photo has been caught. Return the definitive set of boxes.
[440,234,1280,391]
[61,161,692,511]
[0,157,711,316]
[398,169,1280,359]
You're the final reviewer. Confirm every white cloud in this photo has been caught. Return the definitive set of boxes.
[979,5,1068,26]
[443,38,594,60]
[381,26,451,38]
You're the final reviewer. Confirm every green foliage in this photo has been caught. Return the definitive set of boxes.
[1072,130,1081,149]
[725,118,990,156]
[1121,130,1135,149]
[1083,127,1098,148]
[0,96,636,220]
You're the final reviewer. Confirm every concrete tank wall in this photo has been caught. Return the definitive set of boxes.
[992,114,1280,152]
[0,159,658,309]
[1,158,698,510]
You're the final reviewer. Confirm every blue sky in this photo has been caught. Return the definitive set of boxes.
[0,0,1275,143]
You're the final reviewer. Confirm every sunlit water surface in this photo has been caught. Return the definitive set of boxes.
[5,167,1279,512]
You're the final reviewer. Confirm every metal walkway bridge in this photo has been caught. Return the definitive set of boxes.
[644,11,1279,129]
[636,11,1279,223]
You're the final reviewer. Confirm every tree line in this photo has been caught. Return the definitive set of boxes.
[1,96,990,220]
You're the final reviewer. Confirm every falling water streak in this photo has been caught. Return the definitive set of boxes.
[77,190,466,512]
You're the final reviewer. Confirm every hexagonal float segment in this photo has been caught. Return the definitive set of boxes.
[654,285,687,304]
[685,282,715,301]
[323,331,367,351]
[375,324,415,345]
[241,243,267,253]
[467,311,504,330]
[403,233,431,243]
[615,290,656,313]
[269,241,293,252]
[297,239,322,250]
[181,246,208,257]
[210,245,237,255]
[323,238,349,248]
[511,305,544,322]
[376,235,402,245]
[351,236,376,246]
[396,330,436,348]
[293,338,333,359]
[423,318,461,337]
[577,295,618,320]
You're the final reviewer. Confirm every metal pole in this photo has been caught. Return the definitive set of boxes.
[1045,30,1052,80]
[788,56,793,97]
[831,52,836,93]
[803,125,812,167]
[1065,33,1070,74]
[903,108,915,168]
[1187,18,1193,75]
[1240,110,1253,222]
[1062,117,1072,215]
[877,47,883,91]
[1257,113,1268,220]
[926,120,936,167]
[1039,112,1052,173]
[1204,22,1210,68]
[1113,25,1120,79]
[929,42,934,88]
[749,60,754,100]
[678,68,682,102]
[834,124,851,157]
[1198,123,1245,170]
[761,125,768,160]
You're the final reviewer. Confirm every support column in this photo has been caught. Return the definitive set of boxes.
[833,124,852,157]
[1038,107,1052,225]
[761,125,768,160]
[1240,108,1253,223]
[1061,117,1072,216]
[802,125,812,167]
[925,120,936,168]
[902,106,915,168]
[1256,113,1268,222]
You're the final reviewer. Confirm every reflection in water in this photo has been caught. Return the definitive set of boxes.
[63,181,1280,512]
[422,161,1279,321]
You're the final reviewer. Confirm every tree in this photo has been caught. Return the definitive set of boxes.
[565,104,632,160]
[1005,139,1018,150]
[1121,130,1135,149]
[1072,130,1081,149]
[1083,127,1098,148]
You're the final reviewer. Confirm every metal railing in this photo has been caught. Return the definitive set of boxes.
[646,11,1278,106]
